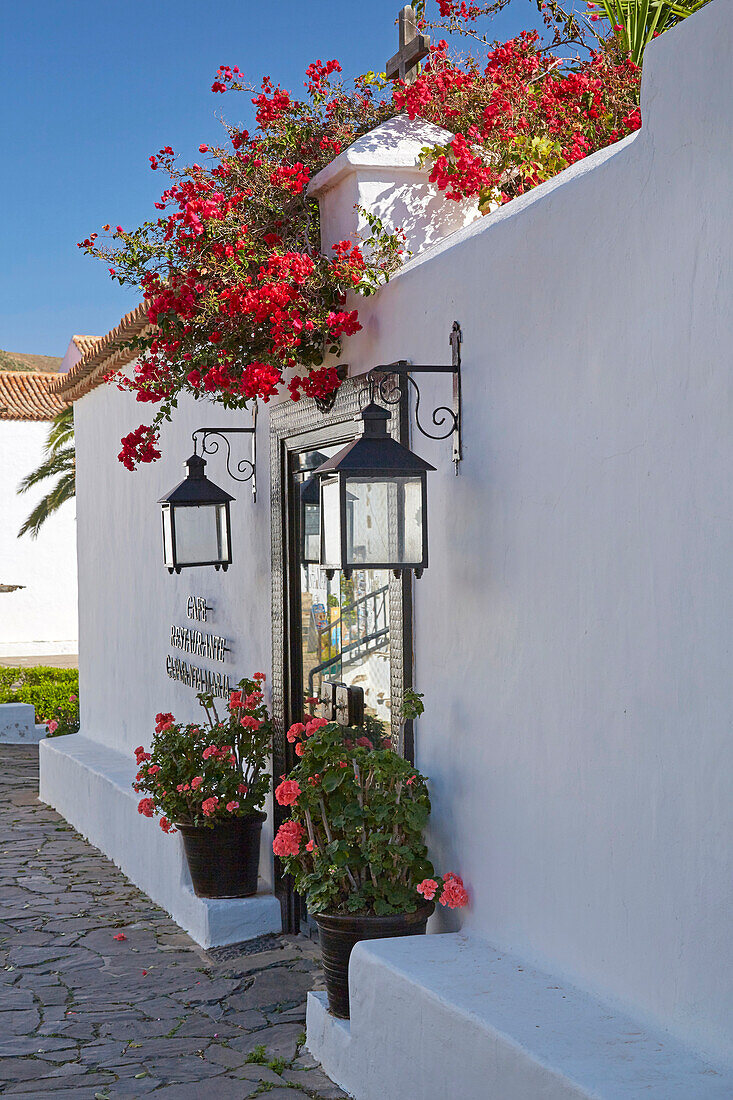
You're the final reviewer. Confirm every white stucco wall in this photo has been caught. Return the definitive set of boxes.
[0,419,78,655]
[67,0,731,1063]
[328,1,733,1064]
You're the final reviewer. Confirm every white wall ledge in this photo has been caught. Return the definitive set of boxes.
[307,933,733,1100]
[39,733,281,948]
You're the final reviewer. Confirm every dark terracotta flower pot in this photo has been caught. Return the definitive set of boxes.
[314,902,434,1019]
[177,813,265,898]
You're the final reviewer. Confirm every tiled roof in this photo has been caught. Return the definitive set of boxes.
[51,303,150,402]
[72,334,100,356]
[0,372,69,421]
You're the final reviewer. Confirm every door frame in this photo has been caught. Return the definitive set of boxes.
[269,378,415,930]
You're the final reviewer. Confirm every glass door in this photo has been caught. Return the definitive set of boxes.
[292,446,392,742]
[269,381,414,933]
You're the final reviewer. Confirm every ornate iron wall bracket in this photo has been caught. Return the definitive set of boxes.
[366,320,463,472]
[192,405,258,501]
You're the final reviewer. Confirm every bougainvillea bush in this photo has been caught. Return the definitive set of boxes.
[80,0,645,469]
[134,674,271,832]
[273,713,468,916]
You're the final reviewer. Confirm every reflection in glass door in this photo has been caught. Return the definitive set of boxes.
[292,446,392,741]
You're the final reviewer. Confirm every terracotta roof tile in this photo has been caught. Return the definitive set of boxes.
[72,334,100,356]
[52,303,150,402]
[0,372,69,421]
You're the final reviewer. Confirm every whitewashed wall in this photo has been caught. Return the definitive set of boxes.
[74,383,273,752]
[0,420,78,656]
[330,1,733,1064]
[73,0,732,1065]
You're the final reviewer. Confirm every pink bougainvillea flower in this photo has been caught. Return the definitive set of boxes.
[275,779,301,806]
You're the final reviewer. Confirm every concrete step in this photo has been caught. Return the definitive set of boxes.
[39,733,281,947]
[307,932,733,1099]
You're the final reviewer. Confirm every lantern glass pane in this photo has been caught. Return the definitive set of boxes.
[174,504,225,565]
[321,476,342,569]
[303,502,321,563]
[162,506,174,568]
[345,476,424,566]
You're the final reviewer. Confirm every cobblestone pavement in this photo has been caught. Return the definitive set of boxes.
[0,746,348,1099]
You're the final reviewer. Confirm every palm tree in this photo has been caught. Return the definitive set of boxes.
[17,405,76,538]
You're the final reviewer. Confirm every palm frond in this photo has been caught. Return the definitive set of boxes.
[17,407,76,539]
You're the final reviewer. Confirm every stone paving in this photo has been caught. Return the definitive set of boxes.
[0,745,349,1099]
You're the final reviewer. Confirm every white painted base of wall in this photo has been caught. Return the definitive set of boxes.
[0,703,47,744]
[306,933,733,1100]
[39,734,282,948]
[0,640,78,657]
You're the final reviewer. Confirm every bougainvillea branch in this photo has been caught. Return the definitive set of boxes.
[80,0,644,469]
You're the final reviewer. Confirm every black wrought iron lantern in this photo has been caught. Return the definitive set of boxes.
[314,402,435,579]
[159,453,234,574]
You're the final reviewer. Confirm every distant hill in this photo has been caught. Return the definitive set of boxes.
[0,350,62,373]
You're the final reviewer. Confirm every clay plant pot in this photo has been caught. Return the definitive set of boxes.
[314,902,434,1018]
[177,812,265,898]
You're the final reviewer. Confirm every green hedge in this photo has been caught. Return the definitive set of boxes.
[0,666,79,723]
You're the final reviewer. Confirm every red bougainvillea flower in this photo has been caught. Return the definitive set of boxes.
[273,819,306,857]
[275,778,301,806]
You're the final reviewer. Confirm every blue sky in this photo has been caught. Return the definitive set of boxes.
[1,0,543,356]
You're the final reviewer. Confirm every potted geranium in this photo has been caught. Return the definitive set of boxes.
[133,673,272,898]
[273,694,467,1018]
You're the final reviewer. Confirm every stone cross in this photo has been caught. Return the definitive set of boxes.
[385,5,431,85]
